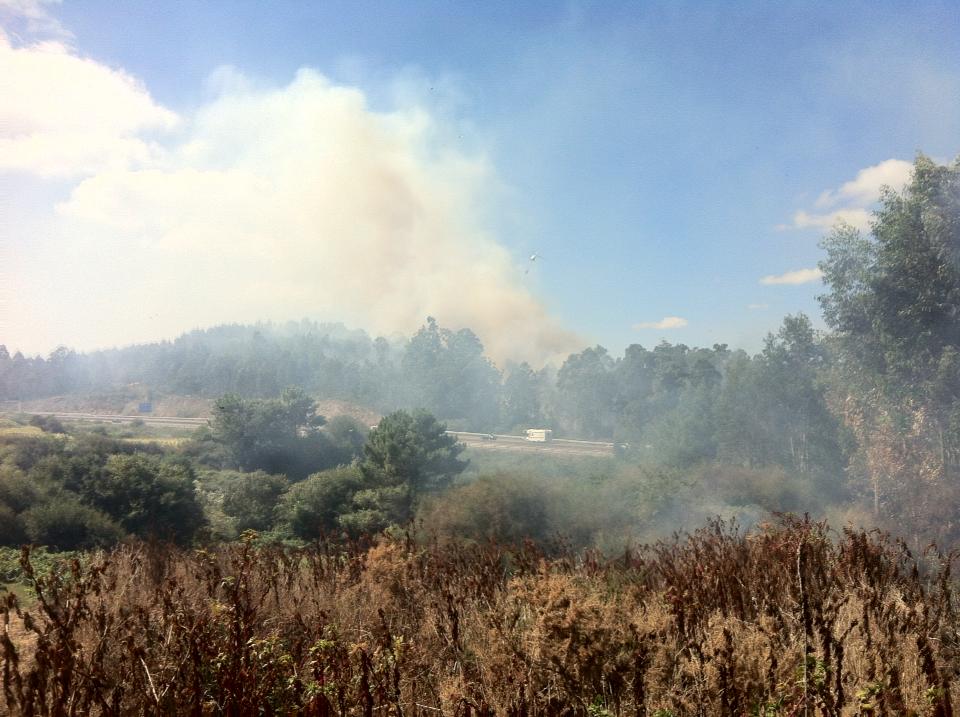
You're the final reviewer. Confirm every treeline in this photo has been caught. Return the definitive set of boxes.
[0,317,840,462]
[0,321,395,406]
[0,317,849,511]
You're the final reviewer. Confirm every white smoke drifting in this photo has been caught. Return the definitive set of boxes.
[2,35,581,365]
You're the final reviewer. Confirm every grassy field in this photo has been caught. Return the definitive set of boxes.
[460,444,619,481]
[0,425,45,438]
[0,417,194,447]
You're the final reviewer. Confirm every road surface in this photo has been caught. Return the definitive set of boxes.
[7,410,208,428]
[448,431,615,457]
[5,411,616,457]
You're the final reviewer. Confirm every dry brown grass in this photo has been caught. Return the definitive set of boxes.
[2,518,959,715]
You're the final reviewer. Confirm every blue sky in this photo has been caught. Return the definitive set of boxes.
[3,1,960,364]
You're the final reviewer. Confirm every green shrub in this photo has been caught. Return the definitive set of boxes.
[0,504,26,546]
[279,466,364,539]
[21,497,124,550]
[85,454,206,544]
[28,414,67,434]
[0,545,86,584]
[418,473,551,545]
[0,460,43,514]
[222,471,290,532]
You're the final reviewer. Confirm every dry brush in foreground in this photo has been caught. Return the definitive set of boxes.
[2,517,959,716]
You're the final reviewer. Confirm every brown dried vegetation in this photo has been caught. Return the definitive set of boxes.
[2,517,959,716]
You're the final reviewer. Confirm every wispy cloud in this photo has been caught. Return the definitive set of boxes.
[779,158,913,232]
[759,268,823,286]
[781,208,873,232]
[0,0,70,38]
[746,303,769,310]
[633,316,688,330]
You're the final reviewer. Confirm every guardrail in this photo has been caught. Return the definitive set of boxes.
[4,411,208,426]
[447,431,614,450]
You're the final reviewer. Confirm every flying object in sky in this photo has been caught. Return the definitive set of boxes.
[525,253,543,275]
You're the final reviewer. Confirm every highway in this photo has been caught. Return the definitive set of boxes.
[5,412,616,457]
[449,431,615,457]
[8,411,208,428]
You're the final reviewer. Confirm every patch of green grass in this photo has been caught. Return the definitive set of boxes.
[0,425,45,437]
[1,581,36,607]
[0,546,86,587]
[460,447,618,482]
[121,436,188,447]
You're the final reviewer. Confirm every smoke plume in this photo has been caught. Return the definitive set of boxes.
[4,37,581,365]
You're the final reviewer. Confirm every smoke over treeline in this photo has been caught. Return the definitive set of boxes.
[3,35,579,365]
[1,313,832,456]
[3,155,960,551]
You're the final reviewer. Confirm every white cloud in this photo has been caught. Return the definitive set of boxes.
[781,158,913,232]
[6,61,581,365]
[746,303,768,310]
[759,268,823,286]
[0,31,178,176]
[814,158,913,209]
[788,208,873,232]
[633,316,688,330]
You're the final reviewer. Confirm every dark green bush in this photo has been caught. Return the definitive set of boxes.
[0,505,26,546]
[21,498,124,550]
[279,465,364,539]
[222,470,289,532]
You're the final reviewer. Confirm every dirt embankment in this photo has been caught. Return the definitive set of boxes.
[314,399,381,426]
[5,393,213,418]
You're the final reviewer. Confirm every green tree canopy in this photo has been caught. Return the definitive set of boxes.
[818,154,960,526]
[358,410,468,527]
[221,470,290,532]
[401,318,501,429]
[21,497,123,550]
[279,465,364,539]
[819,155,960,393]
[210,387,330,478]
[499,361,546,432]
[81,454,205,544]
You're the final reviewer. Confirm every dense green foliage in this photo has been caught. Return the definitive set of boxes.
[221,471,290,532]
[279,465,364,539]
[208,387,328,477]
[0,405,472,549]
[358,410,468,525]
[0,432,203,549]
